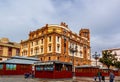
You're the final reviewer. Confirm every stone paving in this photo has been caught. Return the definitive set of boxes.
[0,75,120,82]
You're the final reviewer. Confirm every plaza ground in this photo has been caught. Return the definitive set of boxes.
[0,75,120,82]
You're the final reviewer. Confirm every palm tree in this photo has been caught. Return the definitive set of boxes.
[99,50,117,70]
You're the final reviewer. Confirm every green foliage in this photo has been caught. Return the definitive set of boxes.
[99,50,117,69]
[114,61,120,70]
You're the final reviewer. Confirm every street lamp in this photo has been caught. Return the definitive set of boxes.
[92,52,100,67]
[69,45,77,80]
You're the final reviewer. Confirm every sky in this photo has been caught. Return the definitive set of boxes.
[0,0,120,55]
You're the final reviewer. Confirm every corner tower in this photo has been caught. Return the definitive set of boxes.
[79,29,90,41]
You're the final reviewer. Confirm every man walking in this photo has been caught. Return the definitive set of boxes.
[109,71,115,82]
[97,71,102,82]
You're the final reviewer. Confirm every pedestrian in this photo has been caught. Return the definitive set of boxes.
[94,74,97,82]
[102,75,105,82]
[109,70,115,82]
[24,72,30,79]
[31,71,34,78]
[97,71,102,82]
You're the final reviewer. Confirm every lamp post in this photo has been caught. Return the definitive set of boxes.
[92,52,100,67]
[69,45,77,80]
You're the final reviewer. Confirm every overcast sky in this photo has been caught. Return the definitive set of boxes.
[0,0,120,55]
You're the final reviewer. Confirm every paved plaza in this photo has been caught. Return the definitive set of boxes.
[0,75,120,82]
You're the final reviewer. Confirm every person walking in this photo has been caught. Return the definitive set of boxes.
[97,71,102,82]
[102,75,105,82]
[109,71,115,82]
[94,74,97,82]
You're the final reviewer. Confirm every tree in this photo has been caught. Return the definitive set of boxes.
[99,50,117,69]
[114,61,120,70]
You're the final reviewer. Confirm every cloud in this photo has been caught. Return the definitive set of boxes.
[0,0,55,42]
[51,0,120,53]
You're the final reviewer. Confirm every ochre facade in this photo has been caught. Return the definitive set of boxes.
[20,22,91,66]
[0,38,20,61]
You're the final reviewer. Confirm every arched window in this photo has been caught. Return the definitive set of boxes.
[49,45,51,51]
[49,36,51,42]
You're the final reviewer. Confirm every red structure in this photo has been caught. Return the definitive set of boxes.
[99,68,109,76]
[0,56,39,75]
[75,65,99,77]
[100,68,120,76]
[34,61,72,79]
[113,70,120,76]
[75,66,120,77]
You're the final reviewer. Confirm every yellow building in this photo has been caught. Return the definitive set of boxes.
[0,38,20,61]
[20,22,91,66]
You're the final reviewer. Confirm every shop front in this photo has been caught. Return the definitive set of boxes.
[35,61,72,79]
